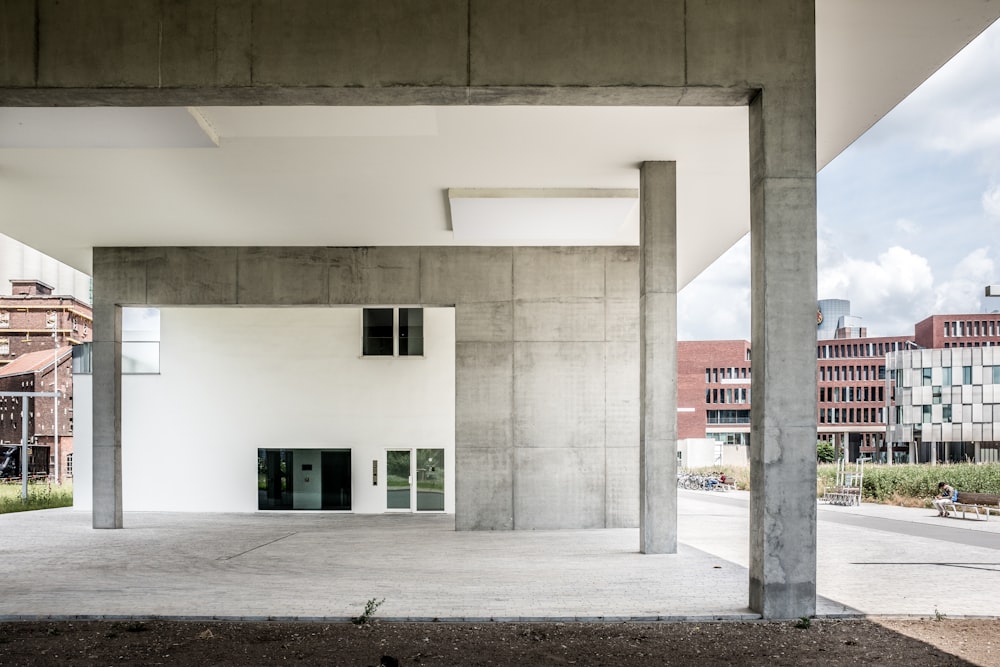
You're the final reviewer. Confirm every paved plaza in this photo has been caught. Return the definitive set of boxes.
[1,490,997,621]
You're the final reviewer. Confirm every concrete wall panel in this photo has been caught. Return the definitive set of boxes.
[161,0,253,87]
[456,342,513,449]
[38,0,160,87]
[0,0,35,86]
[420,247,513,304]
[514,247,606,300]
[606,341,640,448]
[355,247,421,305]
[455,302,513,343]
[146,247,238,305]
[606,247,640,299]
[605,446,640,528]
[513,299,605,342]
[470,0,684,86]
[455,446,513,530]
[237,247,329,304]
[686,0,814,86]
[252,0,468,86]
[513,342,605,448]
[606,299,639,341]
[92,248,148,306]
[513,447,605,529]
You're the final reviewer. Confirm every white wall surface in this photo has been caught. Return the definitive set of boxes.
[77,307,455,513]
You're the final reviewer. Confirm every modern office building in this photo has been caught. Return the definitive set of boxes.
[886,314,1000,464]
[5,1,999,619]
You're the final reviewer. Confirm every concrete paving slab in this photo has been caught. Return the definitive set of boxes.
[1,490,997,621]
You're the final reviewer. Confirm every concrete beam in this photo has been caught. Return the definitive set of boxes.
[639,161,678,554]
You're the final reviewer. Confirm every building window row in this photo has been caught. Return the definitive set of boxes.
[944,341,998,348]
[818,385,884,404]
[706,409,750,425]
[705,387,749,404]
[820,407,884,425]
[704,366,749,383]
[819,364,886,382]
[817,341,905,359]
[943,319,999,338]
[901,365,1000,388]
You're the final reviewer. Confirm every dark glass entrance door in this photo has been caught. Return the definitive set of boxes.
[321,450,352,510]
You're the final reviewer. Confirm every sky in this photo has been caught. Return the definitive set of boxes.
[678,18,1000,342]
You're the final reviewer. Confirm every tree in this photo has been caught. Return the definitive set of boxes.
[817,441,835,463]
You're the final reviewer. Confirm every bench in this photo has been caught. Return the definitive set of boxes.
[942,491,1000,521]
[824,486,861,506]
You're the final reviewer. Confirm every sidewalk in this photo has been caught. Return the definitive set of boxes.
[1,492,997,621]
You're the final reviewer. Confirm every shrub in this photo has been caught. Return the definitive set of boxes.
[0,481,74,514]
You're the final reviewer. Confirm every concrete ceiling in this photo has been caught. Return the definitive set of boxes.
[0,1,997,290]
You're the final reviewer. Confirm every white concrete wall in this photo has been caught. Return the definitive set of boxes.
[76,307,455,513]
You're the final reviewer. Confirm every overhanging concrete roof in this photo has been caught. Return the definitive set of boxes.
[0,1,997,290]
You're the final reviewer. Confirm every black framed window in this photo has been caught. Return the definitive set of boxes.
[363,308,394,356]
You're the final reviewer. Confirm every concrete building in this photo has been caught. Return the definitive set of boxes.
[3,1,999,619]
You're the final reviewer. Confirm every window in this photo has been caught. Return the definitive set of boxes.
[66,453,73,478]
[921,368,932,386]
[122,308,160,373]
[944,321,950,337]
[942,405,952,423]
[399,308,423,356]
[362,308,394,355]
[963,366,973,384]
[0,337,8,355]
[706,409,750,424]
[932,386,941,404]
[993,366,1000,384]
[942,367,952,386]
[363,307,425,357]
[922,405,932,422]
[0,311,8,328]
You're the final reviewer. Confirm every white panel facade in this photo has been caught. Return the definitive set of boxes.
[76,307,456,513]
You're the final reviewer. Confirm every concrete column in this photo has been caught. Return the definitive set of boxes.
[748,86,818,618]
[92,303,123,528]
[639,161,678,554]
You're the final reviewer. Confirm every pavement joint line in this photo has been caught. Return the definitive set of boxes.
[216,531,297,561]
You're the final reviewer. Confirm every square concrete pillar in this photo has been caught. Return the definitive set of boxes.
[91,305,123,529]
[639,161,678,554]
[748,87,818,618]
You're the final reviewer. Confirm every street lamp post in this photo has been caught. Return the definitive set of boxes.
[52,314,59,485]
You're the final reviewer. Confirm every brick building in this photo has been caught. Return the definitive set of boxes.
[0,347,75,480]
[0,280,91,481]
[679,307,1000,465]
[0,279,92,367]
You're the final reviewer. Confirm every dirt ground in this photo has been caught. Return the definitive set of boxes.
[1,618,997,666]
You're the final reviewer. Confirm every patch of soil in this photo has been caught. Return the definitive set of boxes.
[0,618,996,666]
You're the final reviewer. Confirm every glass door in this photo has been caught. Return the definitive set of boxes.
[416,448,445,511]
[386,450,411,509]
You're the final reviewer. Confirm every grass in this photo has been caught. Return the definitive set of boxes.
[0,479,74,514]
[691,462,1000,507]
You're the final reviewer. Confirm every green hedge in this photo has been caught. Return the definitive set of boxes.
[818,462,1000,502]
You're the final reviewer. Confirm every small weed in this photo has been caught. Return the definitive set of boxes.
[352,597,385,625]
[794,616,811,630]
[934,608,946,621]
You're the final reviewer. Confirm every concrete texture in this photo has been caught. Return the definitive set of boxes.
[5,494,1000,621]
[639,162,678,555]
[35,0,819,618]
[90,246,639,531]
[748,83,818,618]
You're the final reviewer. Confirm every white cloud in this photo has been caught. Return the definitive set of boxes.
[678,235,751,340]
[984,183,1000,217]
